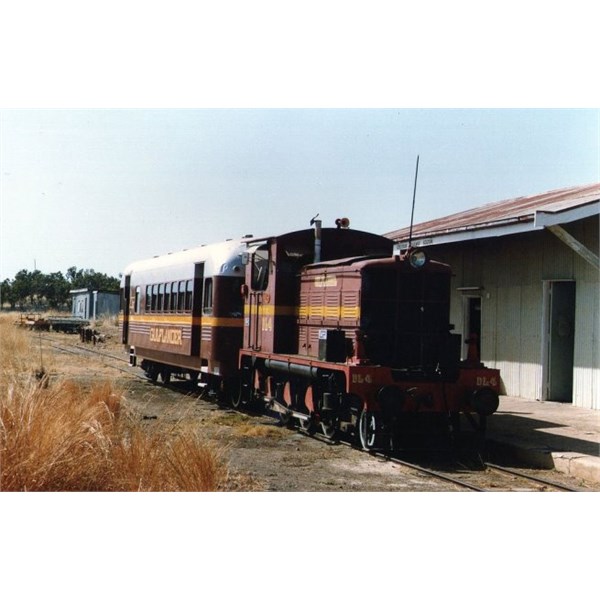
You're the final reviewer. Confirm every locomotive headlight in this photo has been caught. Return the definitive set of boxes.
[408,249,427,269]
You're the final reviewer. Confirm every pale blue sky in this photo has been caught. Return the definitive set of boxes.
[1,108,597,280]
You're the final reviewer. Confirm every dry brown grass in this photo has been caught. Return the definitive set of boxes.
[0,314,230,491]
[205,410,288,439]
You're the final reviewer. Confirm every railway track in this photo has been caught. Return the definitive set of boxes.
[315,437,580,492]
[37,334,148,381]
[483,462,581,492]
[38,333,582,492]
[273,415,583,491]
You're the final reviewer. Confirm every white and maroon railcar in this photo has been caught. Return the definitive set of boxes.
[120,238,249,392]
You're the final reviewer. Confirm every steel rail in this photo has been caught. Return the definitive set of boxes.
[41,339,148,381]
[484,462,580,492]
[317,436,487,491]
[39,334,129,363]
[371,450,487,491]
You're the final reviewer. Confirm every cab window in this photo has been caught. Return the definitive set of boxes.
[251,247,269,291]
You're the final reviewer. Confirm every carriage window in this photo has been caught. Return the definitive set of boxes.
[177,281,186,312]
[158,283,165,311]
[164,283,171,312]
[151,284,158,312]
[134,286,141,314]
[203,278,213,314]
[145,286,151,312]
[169,282,176,312]
[185,280,193,312]
[251,247,269,291]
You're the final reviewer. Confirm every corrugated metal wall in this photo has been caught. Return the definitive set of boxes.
[572,218,600,409]
[430,216,598,409]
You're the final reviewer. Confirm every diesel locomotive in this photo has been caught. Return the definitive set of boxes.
[120,220,500,450]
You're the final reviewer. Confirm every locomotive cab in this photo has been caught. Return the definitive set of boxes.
[241,227,394,355]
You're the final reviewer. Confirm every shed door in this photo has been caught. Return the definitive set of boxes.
[544,281,576,402]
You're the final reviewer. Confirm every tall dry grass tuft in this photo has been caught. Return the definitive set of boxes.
[0,315,52,378]
[0,314,230,491]
[111,426,228,491]
[1,377,119,491]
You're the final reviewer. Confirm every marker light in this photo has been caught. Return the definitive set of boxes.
[408,249,427,269]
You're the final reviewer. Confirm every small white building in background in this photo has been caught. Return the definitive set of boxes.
[70,288,120,321]
[386,183,600,410]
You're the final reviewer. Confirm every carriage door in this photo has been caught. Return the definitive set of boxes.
[542,280,576,402]
[191,263,205,356]
[246,244,270,350]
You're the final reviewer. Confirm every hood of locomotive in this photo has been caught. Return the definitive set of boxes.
[364,255,455,376]
[303,254,457,377]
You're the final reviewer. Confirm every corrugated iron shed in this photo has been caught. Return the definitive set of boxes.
[386,183,600,244]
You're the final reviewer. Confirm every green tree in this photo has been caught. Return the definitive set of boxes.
[3,267,119,310]
[1,279,18,309]
[65,267,120,292]
[43,272,71,309]
[11,269,44,308]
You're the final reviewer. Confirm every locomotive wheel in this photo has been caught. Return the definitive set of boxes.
[221,377,239,406]
[231,386,245,409]
[358,409,381,451]
[233,365,254,409]
[160,368,171,384]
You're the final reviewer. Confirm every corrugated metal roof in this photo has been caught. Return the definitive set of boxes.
[385,183,600,243]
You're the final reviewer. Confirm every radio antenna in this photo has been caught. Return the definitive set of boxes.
[408,154,420,248]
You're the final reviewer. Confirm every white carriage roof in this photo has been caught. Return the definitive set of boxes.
[122,237,252,279]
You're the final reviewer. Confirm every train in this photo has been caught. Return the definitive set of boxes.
[120,219,500,450]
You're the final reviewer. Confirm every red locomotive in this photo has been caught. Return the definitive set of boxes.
[121,219,500,450]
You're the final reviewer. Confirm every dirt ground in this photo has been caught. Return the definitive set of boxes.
[34,322,600,492]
